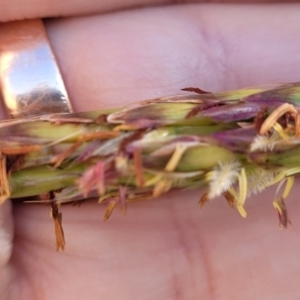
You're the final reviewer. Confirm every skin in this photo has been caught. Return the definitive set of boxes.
[1,2,300,299]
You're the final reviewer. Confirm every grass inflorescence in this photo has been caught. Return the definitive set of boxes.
[2,83,300,249]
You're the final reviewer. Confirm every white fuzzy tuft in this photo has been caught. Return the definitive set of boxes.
[207,161,241,199]
[250,133,279,152]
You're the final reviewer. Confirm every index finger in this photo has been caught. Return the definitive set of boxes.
[0,0,297,22]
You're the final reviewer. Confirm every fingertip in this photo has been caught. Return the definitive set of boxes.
[0,201,14,266]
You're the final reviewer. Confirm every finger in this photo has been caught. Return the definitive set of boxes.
[0,0,298,22]
[0,200,14,296]
[1,0,163,22]
[8,3,300,300]
[45,4,300,111]
[44,4,300,298]
[0,201,13,267]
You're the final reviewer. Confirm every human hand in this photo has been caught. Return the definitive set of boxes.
[1,2,300,299]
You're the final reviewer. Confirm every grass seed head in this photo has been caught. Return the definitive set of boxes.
[1,83,300,249]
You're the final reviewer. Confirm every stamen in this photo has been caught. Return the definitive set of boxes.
[222,190,235,209]
[0,145,41,155]
[153,180,172,197]
[260,103,297,135]
[145,174,162,187]
[282,176,294,199]
[165,143,188,172]
[274,168,300,185]
[273,198,290,229]
[236,204,247,218]
[50,202,65,251]
[133,148,145,187]
[113,124,137,131]
[0,153,10,204]
[272,122,289,139]
[118,186,127,215]
[104,200,117,221]
[295,112,300,137]
[238,168,247,206]
[78,131,119,142]
[199,192,209,208]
